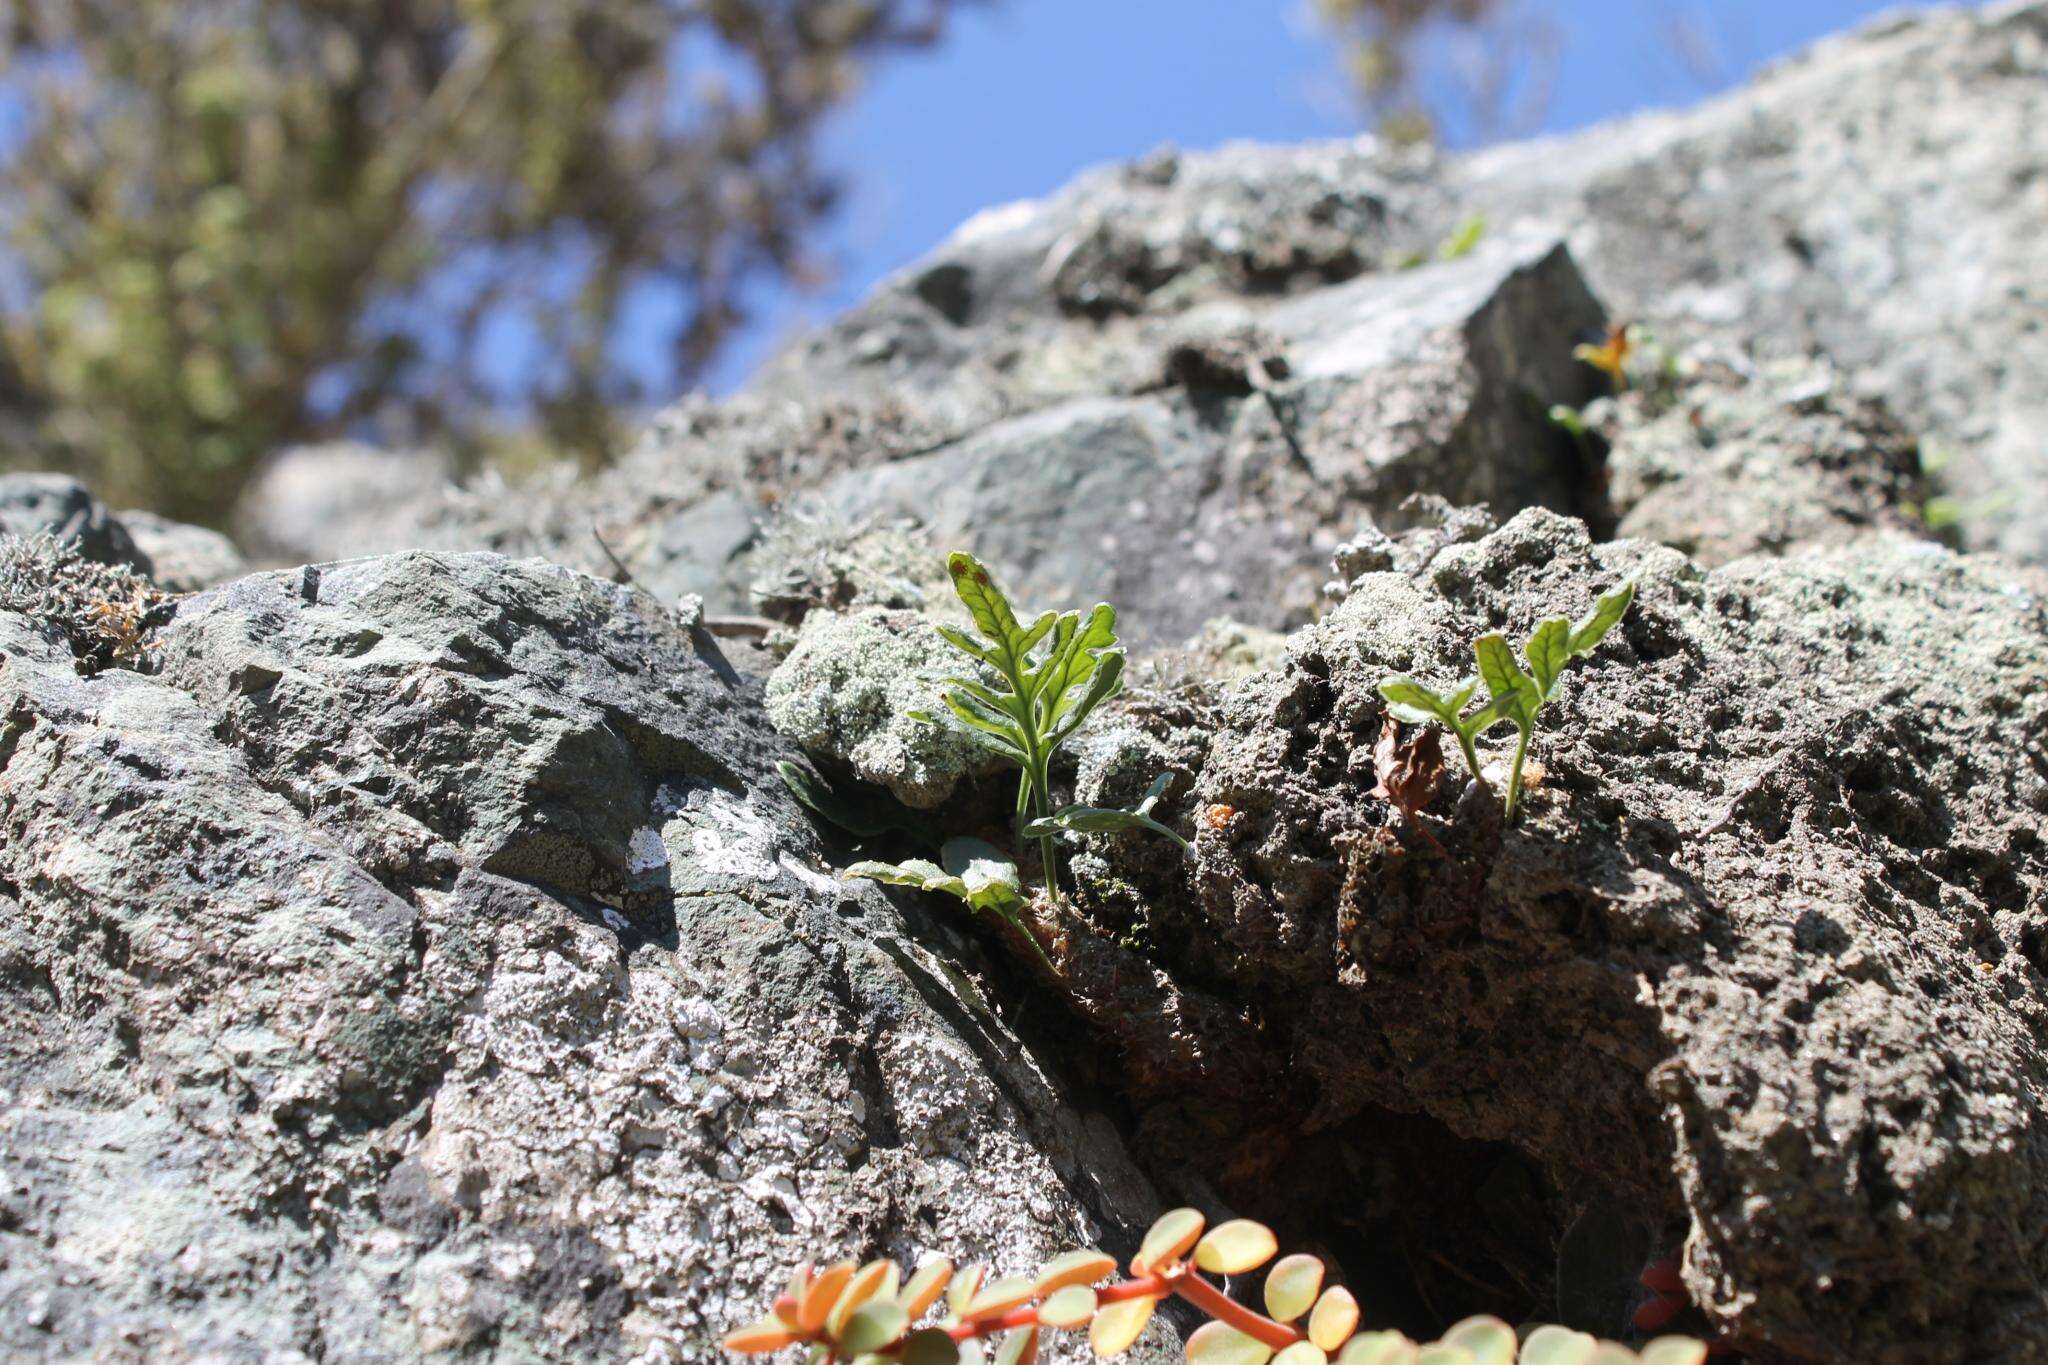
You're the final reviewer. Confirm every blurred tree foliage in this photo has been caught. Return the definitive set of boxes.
[1314,0,1555,146]
[0,0,972,524]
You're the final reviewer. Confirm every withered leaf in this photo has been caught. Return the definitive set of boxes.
[1370,715,1445,825]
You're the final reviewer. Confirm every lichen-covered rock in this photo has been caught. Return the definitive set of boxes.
[1587,350,1930,565]
[764,604,1006,808]
[0,552,1179,1362]
[0,532,169,674]
[656,233,1607,647]
[1439,2,2048,561]
[1169,509,2048,1359]
[748,511,947,626]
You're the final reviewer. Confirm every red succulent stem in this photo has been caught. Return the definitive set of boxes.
[780,1264,1309,1358]
[1166,1267,1306,1350]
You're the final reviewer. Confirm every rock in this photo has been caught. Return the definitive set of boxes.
[1590,349,1931,566]
[116,509,249,592]
[1437,1,2048,561]
[0,551,1180,1361]
[0,473,148,573]
[764,604,1006,809]
[748,512,946,627]
[234,441,457,565]
[796,233,1606,647]
[1157,509,2048,1358]
[294,233,1605,643]
[0,533,169,675]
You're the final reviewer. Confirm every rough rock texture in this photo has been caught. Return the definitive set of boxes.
[1591,350,1931,566]
[1167,510,2048,1360]
[765,605,1006,808]
[0,551,1178,1362]
[1441,0,2048,561]
[10,8,2048,1364]
[280,5,2048,626]
[306,231,1608,647]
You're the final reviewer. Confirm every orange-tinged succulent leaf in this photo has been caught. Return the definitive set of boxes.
[1194,1220,1280,1275]
[800,1262,857,1332]
[1037,1248,1120,1295]
[1135,1208,1206,1273]
[901,1258,955,1320]
[1040,1284,1099,1329]
[1338,1332,1418,1365]
[1637,1340,1707,1365]
[1440,1316,1516,1365]
[963,1276,1036,1322]
[957,1340,987,1365]
[902,1327,964,1365]
[996,1326,1040,1365]
[1275,1344,1329,1365]
[1186,1321,1277,1365]
[948,1264,989,1318]
[1520,1326,1598,1365]
[1089,1294,1159,1355]
[1413,1347,1475,1365]
[830,1259,899,1335]
[724,1318,801,1354]
[841,1300,911,1355]
[1308,1287,1360,1352]
[1263,1254,1325,1323]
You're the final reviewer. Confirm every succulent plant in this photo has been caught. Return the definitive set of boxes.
[723,1209,1707,1365]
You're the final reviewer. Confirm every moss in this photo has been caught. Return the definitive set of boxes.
[0,532,170,675]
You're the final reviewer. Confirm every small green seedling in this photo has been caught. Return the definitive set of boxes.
[1025,773,1189,849]
[845,836,1046,964]
[1379,580,1635,820]
[1548,403,1588,441]
[908,552,1129,902]
[1438,213,1487,262]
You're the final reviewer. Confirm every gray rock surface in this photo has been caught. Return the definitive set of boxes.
[234,441,459,566]
[116,510,249,592]
[0,474,148,573]
[765,605,1007,809]
[1442,0,2048,561]
[1591,349,1931,566]
[0,551,1178,1362]
[1053,508,2048,1360]
[9,9,2048,1364]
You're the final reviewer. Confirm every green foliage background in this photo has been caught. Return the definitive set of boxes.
[0,0,1508,528]
[0,0,977,524]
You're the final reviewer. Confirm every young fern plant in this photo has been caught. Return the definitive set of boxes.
[1379,581,1635,821]
[910,552,1129,900]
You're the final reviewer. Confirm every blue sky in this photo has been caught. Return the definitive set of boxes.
[698,0,1967,390]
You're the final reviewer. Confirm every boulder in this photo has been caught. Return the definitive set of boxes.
[0,551,1178,1361]
[1589,349,1930,566]
[1084,509,2048,1359]
[0,474,149,573]
[116,510,249,592]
